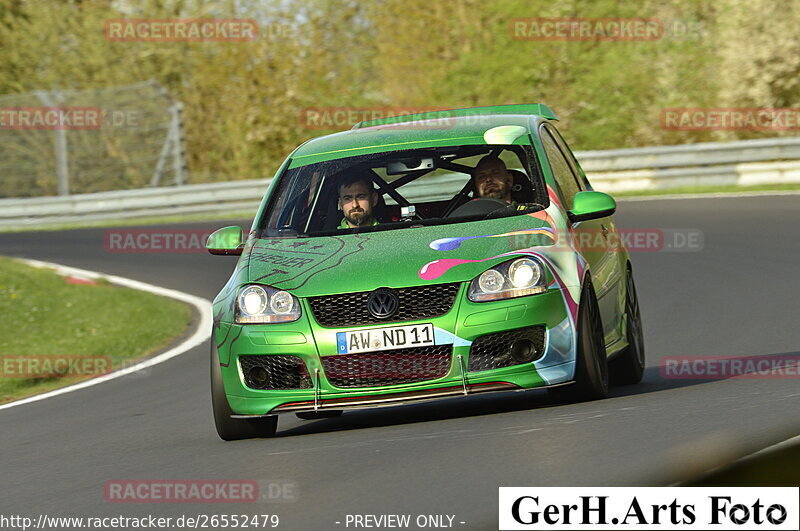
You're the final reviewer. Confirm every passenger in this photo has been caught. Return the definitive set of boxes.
[337,175,380,229]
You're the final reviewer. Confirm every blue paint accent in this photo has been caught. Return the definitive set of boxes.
[433,327,472,347]
[535,361,576,386]
[430,237,473,251]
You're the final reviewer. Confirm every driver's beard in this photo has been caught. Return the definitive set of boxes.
[483,188,505,200]
[346,210,369,226]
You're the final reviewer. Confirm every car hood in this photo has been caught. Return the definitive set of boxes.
[245,213,558,297]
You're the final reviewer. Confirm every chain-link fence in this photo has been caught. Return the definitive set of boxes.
[0,80,187,198]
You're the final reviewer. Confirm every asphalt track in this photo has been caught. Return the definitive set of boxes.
[1,195,799,530]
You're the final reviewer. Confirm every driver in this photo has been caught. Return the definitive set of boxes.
[337,174,380,229]
[472,155,514,204]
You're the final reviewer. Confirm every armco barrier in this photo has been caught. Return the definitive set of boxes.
[0,180,268,228]
[579,136,800,192]
[2,136,800,229]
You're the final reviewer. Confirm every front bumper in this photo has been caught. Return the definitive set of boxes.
[214,286,576,416]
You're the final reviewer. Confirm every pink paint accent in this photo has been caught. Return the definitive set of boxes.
[562,288,579,321]
[418,247,580,323]
[418,258,485,280]
[575,254,587,281]
[528,210,551,222]
[546,186,562,208]
[419,248,547,280]
[430,226,555,252]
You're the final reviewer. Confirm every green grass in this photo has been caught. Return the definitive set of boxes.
[612,182,800,197]
[685,441,800,486]
[0,257,191,404]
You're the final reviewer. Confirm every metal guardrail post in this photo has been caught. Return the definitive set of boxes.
[34,90,70,196]
[150,102,187,187]
[171,102,187,186]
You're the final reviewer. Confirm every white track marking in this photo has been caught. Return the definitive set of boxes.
[0,258,212,411]
[668,433,800,486]
[738,434,800,462]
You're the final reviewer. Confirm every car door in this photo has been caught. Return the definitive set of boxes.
[538,124,623,347]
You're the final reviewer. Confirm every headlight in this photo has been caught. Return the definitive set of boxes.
[269,290,295,314]
[468,257,547,302]
[478,269,504,293]
[508,258,541,288]
[239,286,268,315]
[235,285,301,323]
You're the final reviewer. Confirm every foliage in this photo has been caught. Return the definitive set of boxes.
[0,0,797,191]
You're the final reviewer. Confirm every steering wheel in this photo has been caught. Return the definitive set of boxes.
[441,192,468,218]
[446,197,512,218]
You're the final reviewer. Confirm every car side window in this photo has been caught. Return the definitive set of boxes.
[540,127,582,209]
[549,127,592,191]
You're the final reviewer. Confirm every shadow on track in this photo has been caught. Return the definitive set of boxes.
[275,371,717,438]
[272,350,798,438]
[610,350,800,398]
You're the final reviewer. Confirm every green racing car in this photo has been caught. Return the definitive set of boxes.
[206,104,645,440]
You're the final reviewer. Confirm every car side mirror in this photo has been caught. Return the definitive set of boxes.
[567,191,616,223]
[206,226,244,255]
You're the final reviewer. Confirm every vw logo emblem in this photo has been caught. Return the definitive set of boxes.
[367,288,399,319]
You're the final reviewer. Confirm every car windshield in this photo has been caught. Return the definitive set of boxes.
[258,144,547,238]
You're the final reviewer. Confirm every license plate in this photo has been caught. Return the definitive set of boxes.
[336,323,435,354]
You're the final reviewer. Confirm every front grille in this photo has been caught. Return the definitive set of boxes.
[468,326,546,372]
[321,345,452,388]
[308,283,460,327]
[239,355,312,390]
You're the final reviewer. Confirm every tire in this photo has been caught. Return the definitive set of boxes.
[211,344,277,441]
[295,410,343,420]
[548,279,609,402]
[610,265,645,385]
